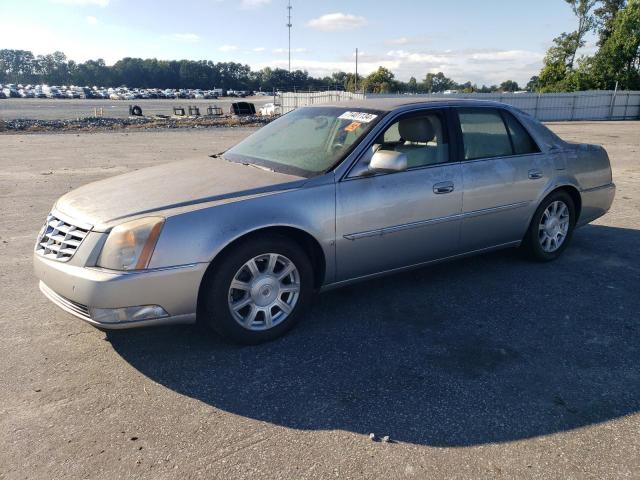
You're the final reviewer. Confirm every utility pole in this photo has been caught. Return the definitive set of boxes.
[287,0,292,73]
[355,48,358,93]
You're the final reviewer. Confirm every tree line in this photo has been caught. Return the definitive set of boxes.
[0,49,521,93]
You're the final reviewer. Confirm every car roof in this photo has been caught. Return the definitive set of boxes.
[313,97,510,112]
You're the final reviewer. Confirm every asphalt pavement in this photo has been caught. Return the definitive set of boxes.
[0,122,638,479]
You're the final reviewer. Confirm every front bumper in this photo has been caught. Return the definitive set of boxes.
[34,253,208,329]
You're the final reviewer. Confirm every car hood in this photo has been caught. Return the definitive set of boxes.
[55,157,306,231]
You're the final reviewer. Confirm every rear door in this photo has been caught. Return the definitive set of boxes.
[455,107,552,252]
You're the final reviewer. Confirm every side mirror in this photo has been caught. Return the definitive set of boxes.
[368,150,408,173]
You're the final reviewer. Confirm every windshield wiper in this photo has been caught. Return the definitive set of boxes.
[215,152,276,173]
[243,162,275,173]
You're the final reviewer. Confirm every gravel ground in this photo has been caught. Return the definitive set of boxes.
[0,122,639,479]
[0,115,273,133]
[0,97,273,121]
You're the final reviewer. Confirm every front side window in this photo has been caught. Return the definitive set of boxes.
[458,109,512,160]
[373,111,450,169]
[225,106,384,177]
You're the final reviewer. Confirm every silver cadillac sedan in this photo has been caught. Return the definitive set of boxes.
[34,99,615,344]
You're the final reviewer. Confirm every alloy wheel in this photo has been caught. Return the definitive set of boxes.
[227,253,300,331]
[538,200,570,253]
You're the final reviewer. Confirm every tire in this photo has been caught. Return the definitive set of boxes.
[200,234,314,345]
[523,190,576,262]
[131,105,143,116]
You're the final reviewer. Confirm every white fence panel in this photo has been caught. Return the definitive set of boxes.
[281,91,364,113]
[280,90,640,121]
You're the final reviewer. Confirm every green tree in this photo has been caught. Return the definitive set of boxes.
[594,0,627,45]
[456,81,475,93]
[343,73,360,92]
[422,72,455,92]
[500,80,520,92]
[565,0,598,69]
[537,0,598,91]
[584,0,640,89]
[72,59,111,86]
[407,76,418,92]
[537,32,581,91]
[526,76,540,91]
[0,49,36,83]
[363,66,395,93]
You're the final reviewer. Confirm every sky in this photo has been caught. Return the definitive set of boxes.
[0,0,596,86]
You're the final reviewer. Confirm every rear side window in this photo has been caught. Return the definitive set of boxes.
[458,109,512,160]
[503,111,540,155]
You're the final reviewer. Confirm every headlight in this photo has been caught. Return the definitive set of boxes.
[97,217,164,271]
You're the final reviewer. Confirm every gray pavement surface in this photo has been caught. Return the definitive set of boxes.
[0,97,273,120]
[0,122,639,479]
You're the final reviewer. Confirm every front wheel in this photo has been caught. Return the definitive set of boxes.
[523,190,576,261]
[200,234,314,344]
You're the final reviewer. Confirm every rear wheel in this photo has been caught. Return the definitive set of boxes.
[200,234,313,344]
[523,190,576,261]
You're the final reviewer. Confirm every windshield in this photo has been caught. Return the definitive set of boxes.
[224,106,385,177]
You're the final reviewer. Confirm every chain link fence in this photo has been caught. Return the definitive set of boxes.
[281,90,640,121]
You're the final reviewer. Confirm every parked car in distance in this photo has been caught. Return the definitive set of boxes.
[34,98,615,344]
[2,85,19,97]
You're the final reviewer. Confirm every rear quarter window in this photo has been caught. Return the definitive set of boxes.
[503,111,540,155]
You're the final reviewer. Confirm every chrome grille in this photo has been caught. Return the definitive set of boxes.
[35,213,91,261]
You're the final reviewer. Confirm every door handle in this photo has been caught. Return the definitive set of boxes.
[528,169,543,179]
[433,181,454,194]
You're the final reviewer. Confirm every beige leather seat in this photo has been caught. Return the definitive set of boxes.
[395,117,445,167]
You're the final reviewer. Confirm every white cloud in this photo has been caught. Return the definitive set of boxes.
[241,0,270,8]
[386,37,409,46]
[386,49,450,64]
[272,47,309,54]
[468,50,539,62]
[253,47,266,52]
[0,21,129,64]
[218,44,239,52]
[254,48,544,86]
[86,15,98,25]
[171,33,200,43]
[384,36,430,47]
[50,0,109,6]
[307,13,367,31]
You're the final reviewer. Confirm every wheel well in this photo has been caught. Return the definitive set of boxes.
[556,185,582,221]
[196,226,327,318]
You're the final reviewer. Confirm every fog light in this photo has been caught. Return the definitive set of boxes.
[89,305,168,324]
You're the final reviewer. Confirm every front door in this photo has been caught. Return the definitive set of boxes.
[335,109,463,282]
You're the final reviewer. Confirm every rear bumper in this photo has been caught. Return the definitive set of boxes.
[34,253,207,329]
[578,183,616,227]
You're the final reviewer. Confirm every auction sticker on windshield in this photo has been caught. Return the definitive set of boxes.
[344,121,362,132]
[338,112,378,123]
